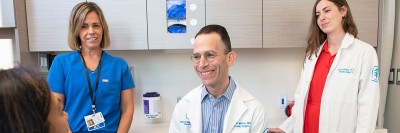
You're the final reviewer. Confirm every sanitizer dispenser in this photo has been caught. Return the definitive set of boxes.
[142,92,162,119]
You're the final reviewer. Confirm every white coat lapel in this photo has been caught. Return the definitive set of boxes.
[302,43,324,103]
[223,88,248,133]
[187,87,203,133]
[327,33,354,77]
[327,49,342,77]
[304,44,323,83]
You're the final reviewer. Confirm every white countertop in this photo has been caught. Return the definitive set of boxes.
[128,120,388,133]
[130,122,169,133]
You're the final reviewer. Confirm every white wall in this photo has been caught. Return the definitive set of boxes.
[0,28,15,69]
[107,48,305,129]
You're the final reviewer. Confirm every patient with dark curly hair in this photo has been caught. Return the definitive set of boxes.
[0,67,71,133]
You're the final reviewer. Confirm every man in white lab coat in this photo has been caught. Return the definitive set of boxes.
[169,24,268,133]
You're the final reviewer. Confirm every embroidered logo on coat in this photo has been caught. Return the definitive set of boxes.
[372,66,379,83]
[338,68,354,74]
[234,122,252,128]
[179,113,191,126]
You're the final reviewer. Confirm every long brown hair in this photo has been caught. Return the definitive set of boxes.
[0,67,51,133]
[68,2,110,50]
[305,0,358,59]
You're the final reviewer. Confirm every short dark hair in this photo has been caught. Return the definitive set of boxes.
[195,24,232,54]
[0,67,51,133]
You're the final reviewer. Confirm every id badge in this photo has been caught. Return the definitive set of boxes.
[84,112,106,131]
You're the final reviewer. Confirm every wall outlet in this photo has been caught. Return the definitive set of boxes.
[38,53,48,73]
[279,96,287,109]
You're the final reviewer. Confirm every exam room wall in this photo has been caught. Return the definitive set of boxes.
[107,48,305,127]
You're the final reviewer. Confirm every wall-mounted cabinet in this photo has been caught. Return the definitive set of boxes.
[263,0,378,48]
[26,0,379,51]
[206,0,262,48]
[26,0,81,51]
[263,1,314,48]
[0,0,16,27]
[147,0,205,49]
[348,0,378,47]
[90,0,147,50]
[26,0,148,51]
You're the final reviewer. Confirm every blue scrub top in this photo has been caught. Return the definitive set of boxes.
[48,51,134,132]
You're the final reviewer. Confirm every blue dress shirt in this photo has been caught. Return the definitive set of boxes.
[201,77,236,133]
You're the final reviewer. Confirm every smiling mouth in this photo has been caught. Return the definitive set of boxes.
[87,37,97,41]
[200,71,212,75]
[321,23,328,28]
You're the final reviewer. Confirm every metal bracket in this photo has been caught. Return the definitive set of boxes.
[389,68,394,84]
[397,69,400,85]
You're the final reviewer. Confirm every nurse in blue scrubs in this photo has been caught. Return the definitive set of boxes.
[47,2,135,132]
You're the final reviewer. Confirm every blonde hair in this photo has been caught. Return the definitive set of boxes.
[68,2,110,50]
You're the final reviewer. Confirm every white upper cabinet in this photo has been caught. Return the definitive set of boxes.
[206,0,262,48]
[26,0,148,51]
[1,0,16,27]
[349,0,379,47]
[147,0,205,49]
[263,1,314,48]
[26,0,378,51]
[90,0,148,50]
[26,0,81,51]
[263,0,378,48]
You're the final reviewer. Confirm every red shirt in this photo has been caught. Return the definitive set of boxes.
[303,41,336,133]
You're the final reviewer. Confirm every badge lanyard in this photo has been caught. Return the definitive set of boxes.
[80,51,103,114]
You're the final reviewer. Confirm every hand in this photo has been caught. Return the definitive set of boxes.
[268,128,285,133]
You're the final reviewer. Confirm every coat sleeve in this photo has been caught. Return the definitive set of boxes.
[279,88,298,133]
[278,80,300,132]
[279,62,308,133]
[356,46,380,133]
[250,105,268,133]
[169,101,183,133]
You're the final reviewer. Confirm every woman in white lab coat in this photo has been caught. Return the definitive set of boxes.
[269,0,380,133]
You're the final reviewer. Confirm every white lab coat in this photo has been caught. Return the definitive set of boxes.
[169,83,268,133]
[279,33,380,133]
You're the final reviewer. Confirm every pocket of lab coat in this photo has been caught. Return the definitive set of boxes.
[331,76,358,132]
[331,74,359,103]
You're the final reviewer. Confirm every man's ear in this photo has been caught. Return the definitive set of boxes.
[227,51,236,67]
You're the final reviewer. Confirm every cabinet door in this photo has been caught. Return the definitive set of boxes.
[147,0,205,49]
[26,0,81,51]
[90,0,148,50]
[349,0,378,47]
[27,0,148,51]
[206,0,262,48]
[263,1,314,48]
[263,0,378,48]
[0,0,15,27]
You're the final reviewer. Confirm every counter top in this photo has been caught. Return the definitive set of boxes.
[130,122,169,133]
[128,120,387,133]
